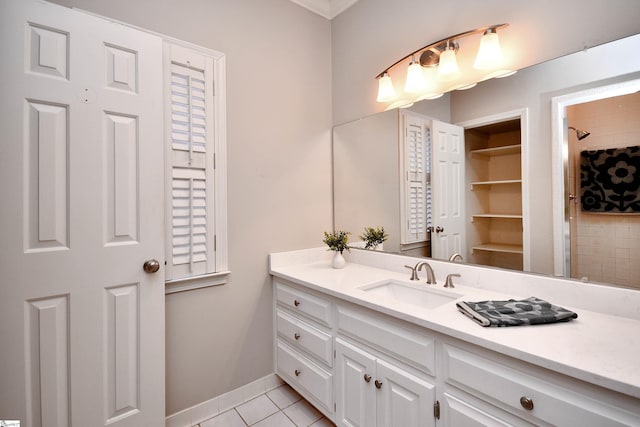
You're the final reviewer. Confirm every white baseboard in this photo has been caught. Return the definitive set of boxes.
[166,373,284,427]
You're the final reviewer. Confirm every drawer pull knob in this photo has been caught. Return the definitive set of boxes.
[294,333,301,340]
[364,374,371,383]
[520,396,534,411]
[294,299,300,307]
[294,369,301,377]
[375,380,383,389]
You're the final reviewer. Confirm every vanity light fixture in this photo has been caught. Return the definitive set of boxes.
[437,40,461,81]
[375,24,515,106]
[404,55,427,93]
[376,72,397,102]
[474,27,504,69]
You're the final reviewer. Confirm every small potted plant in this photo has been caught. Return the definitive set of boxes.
[360,226,388,250]
[323,230,350,269]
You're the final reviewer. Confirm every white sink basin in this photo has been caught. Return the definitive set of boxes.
[359,279,462,310]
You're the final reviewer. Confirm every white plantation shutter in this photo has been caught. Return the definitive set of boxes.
[401,113,429,244]
[172,168,208,266]
[165,42,227,285]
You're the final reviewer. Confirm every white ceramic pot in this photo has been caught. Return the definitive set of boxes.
[332,251,346,269]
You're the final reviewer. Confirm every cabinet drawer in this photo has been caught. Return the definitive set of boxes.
[275,281,333,327]
[276,340,332,412]
[442,344,639,427]
[337,305,435,375]
[276,309,332,366]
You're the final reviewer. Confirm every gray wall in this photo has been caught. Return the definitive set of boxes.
[50,0,333,415]
[331,0,640,125]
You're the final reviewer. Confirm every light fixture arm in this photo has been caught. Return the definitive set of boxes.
[375,23,508,79]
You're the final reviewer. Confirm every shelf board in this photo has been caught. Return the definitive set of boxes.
[472,214,523,220]
[470,179,522,187]
[471,144,521,157]
[472,243,523,254]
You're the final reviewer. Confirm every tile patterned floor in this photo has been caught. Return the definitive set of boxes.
[195,384,335,427]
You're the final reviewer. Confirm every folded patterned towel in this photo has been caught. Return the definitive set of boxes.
[456,297,578,327]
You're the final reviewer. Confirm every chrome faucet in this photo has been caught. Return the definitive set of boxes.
[444,273,461,288]
[448,253,463,263]
[404,264,420,280]
[416,261,437,285]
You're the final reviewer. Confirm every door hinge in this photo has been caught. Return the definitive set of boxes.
[333,349,336,359]
[213,153,216,169]
[334,402,336,412]
[214,234,217,251]
[434,400,440,420]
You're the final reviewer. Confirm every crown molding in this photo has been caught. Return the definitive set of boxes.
[289,0,359,19]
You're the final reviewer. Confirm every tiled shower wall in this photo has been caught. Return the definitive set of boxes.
[568,92,640,289]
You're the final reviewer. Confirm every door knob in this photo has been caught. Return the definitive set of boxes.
[143,259,160,274]
[435,226,444,233]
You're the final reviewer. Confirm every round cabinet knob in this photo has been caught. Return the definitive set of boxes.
[374,380,383,389]
[294,299,300,307]
[294,333,301,340]
[143,259,160,274]
[364,374,371,383]
[520,396,534,411]
[294,369,301,377]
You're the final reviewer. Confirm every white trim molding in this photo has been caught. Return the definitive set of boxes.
[288,0,359,19]
[166,373,285,427]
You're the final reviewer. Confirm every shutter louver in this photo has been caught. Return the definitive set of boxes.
[172,168,208,266]
[167,56,215,280]
[404,116,428,243]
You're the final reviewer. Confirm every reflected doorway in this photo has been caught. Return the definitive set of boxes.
[552,79,640,289]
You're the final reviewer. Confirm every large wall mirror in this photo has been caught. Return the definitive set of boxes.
[333,34,640,290]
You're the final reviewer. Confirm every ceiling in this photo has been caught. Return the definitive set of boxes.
[288,0,359,19]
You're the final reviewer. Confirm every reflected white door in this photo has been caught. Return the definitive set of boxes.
[431,120,466,260]
[0,1,165,426]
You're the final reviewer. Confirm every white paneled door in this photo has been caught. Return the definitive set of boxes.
[431,120,466,260]
[0,1,165,426]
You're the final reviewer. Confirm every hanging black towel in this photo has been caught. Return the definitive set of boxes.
[580,146,640,213]
[456,297,578,327]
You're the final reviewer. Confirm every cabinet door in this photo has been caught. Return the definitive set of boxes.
[335,338,377,427]
[376,359,436,427]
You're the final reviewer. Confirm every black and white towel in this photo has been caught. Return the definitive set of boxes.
[580,146,640,213]
[456,297,578,327]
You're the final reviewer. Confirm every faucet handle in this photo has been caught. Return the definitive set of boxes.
[444,273,461,288]
[404,265,420,281]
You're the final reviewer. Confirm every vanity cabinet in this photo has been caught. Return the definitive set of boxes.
[334,305,437,427]
[272,276,640,427]
[274,280,334,416]
[335,337,435,427]
[439,343,640,427]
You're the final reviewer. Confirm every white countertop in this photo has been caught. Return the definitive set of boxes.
[270,248,640,400]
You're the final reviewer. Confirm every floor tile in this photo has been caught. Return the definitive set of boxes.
[309,418,335,427]
[235,394,280,425]
[266,384,302,409]
[283,399,323,427]
[252,411,297,427]
[200,409,246,427]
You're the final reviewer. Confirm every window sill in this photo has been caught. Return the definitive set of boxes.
[165,271,231,294]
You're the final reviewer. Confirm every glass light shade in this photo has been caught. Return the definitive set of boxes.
[474,30,504,70]
[376,73,397,102]
[437,48,460,81]
[404,60,427,93]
